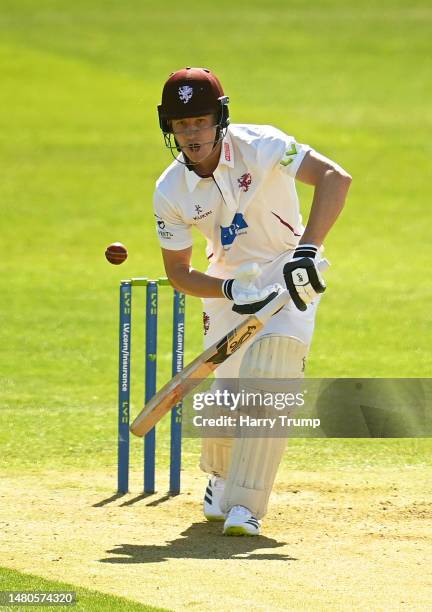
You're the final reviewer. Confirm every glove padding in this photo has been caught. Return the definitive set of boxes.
[232,286,283,314]
[283,245,326,311]
[222,262,284,315]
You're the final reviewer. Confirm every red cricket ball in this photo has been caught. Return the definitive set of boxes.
[105,242,128,265]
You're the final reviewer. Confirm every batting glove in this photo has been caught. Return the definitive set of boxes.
[222,263,283,315]
[283,244,326,311]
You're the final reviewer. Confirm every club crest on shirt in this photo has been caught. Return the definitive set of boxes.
[220,212,248,248]
[178,85,193,104]
[237,172,252,192]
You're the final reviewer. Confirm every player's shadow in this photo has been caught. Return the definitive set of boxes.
[99,522,296,563]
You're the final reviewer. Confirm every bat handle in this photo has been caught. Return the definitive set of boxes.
[317,258,330,273]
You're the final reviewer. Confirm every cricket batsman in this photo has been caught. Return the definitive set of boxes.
[154,67,351,535]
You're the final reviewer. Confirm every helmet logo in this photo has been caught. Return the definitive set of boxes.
[178,85,193,104]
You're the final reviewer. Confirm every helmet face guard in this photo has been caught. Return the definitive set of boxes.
[158,96,230,134]
[157,67,230,156]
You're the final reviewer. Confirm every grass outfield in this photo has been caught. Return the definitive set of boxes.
[0,567,167,611]
[0,0,431,607]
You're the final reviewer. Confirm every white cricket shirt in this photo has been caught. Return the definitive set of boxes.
[153,123,312,276]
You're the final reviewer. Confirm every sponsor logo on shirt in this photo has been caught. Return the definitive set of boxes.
[237,172,252,192]
[220,212,248,248]
[280,143,298,166]
[155,215,174,239]
[224,142,231,161]
[203,312,210,335]
[158,229,174,238]
[193,204,213,221]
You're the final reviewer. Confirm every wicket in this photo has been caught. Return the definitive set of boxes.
[117,277,185,495]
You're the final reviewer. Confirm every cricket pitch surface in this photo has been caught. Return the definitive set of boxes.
[1,468,431,610]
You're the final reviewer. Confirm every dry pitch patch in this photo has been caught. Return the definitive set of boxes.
[1,468,431,611]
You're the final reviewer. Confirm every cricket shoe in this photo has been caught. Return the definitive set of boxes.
[223,505,261,536]
[203,476,225,522]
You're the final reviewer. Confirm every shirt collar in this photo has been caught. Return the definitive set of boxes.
[184,129,235,192]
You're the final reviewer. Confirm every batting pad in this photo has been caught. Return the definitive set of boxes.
[220,335,308,519]
[199,378,238,477]
[200,437,233,479]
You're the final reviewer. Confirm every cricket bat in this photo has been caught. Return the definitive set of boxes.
[130,259,329,437]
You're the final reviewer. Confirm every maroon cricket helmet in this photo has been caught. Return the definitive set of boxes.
[158,67,229,133]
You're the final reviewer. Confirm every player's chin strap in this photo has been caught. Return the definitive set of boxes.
[163,124,228,167]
